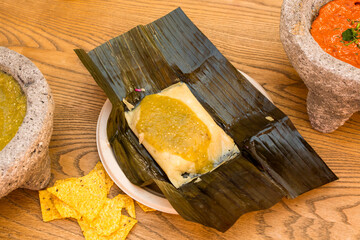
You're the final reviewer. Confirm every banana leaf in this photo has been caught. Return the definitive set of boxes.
[75,8,337,232]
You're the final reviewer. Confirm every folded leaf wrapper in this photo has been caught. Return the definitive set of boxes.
[75,8,337,232]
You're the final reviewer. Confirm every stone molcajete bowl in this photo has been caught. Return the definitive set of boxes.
[280,0,360,133]
[0,47,54,198]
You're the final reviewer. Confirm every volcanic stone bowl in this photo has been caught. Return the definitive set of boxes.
[280,0,360,133]
[0,47,54,198]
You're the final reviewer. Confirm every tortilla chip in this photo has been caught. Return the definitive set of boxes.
[136,201,156,212]
[47,170,107,221]
[90,161,114,194]
[78,215,137,240]
[110,215,137,240]
[38,190,62,222]
[54,178,77,186]
[53,196,81,220]
[78,218,102,240]
[115,194,136,218]
[90,197,124,236]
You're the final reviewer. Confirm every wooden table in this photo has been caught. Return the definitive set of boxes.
[1,0,360,239]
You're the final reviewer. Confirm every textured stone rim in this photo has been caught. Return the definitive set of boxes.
[0,47,54,197]
[280,0,360,132]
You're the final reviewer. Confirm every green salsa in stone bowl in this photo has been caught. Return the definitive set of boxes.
[0,71,27,150]
[0,47,54,198]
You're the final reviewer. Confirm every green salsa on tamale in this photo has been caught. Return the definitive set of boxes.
[125,83,239,188]
[0,71,26,150]
[136,94,212,173]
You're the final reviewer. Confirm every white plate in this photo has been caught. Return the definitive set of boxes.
[96,70,272,215]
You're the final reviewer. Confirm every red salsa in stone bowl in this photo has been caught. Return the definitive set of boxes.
[311,0,360,68]
[280,0,360,133]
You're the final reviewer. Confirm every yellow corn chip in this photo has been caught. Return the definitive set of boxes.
[136,201,156,212]
[115,194,136,218]
[54,177,77,186]
[53,196,81,220]
[90,161,114,194]
[90,197,124,236]
[47,170,107,221]
[38,190,62,222]
[110,215,137,240]
[78,215,137,240]
[78,218,101,240]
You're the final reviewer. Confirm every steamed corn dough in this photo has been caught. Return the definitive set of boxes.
[125,82,239,188]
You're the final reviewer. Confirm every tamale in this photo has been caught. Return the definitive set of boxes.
[75,8,337,232]
[125,82,240,188]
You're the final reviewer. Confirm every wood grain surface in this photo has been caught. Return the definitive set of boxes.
[1,0,360,239]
